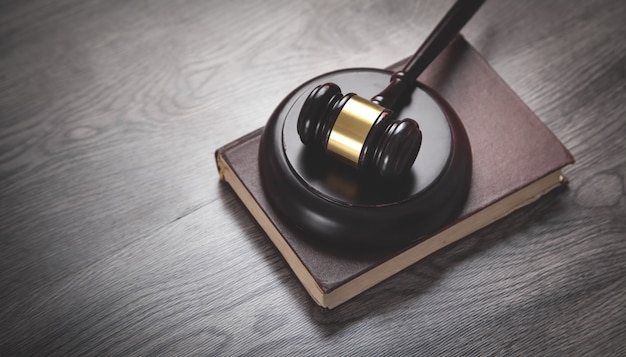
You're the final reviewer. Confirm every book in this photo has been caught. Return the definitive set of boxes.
[215,36,574,309]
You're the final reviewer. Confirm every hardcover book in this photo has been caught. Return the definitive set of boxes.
[215,36,574,308]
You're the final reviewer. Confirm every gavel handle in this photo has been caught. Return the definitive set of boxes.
[371,0,486,109]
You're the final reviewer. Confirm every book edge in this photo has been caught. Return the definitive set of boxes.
[323,170,566,308]
[217,146,568,309]
[216,151,327,307]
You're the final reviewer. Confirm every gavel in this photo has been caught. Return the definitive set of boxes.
[297,0,485,177]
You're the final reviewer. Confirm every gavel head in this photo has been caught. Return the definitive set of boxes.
[297,83,422,177]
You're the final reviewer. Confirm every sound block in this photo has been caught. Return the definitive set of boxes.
[259,68,472,249]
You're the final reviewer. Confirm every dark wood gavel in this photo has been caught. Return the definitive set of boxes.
[297,0,485,177]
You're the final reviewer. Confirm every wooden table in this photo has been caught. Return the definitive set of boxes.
[1,0,624,355]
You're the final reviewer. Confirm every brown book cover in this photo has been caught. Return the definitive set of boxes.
[215,36,574,308]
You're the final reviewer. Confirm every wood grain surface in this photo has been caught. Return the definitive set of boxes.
[1,0,624,355]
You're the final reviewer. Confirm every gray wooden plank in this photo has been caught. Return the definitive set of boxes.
[1,0,624,355]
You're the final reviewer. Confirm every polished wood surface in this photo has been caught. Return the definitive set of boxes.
[1,0,624,355]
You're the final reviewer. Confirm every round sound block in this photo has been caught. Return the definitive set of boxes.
[259,68,472,249]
